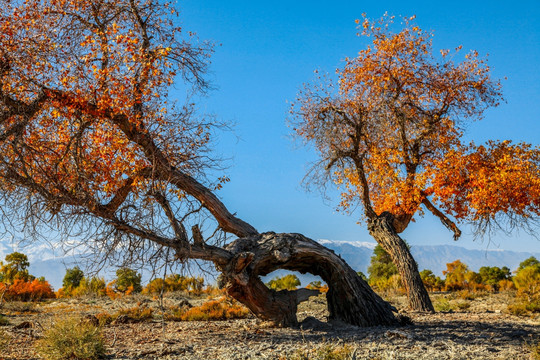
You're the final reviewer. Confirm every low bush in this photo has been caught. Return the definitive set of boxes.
[306,281,329,293]
[167,297,249,321]
[266,274,301,291]
[143,275,205,295]
[117,304,153,322]
[35,316,106,360]
[0,314,9,326]
[287,343,355,360]
[0,279,55,301]
[434,297,453,312]
[455,300,471,310]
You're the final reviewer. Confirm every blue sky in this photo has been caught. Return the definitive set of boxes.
[176,1,540,252]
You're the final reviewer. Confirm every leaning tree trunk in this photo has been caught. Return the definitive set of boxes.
[368,212,435,312]
[215,232,401,327]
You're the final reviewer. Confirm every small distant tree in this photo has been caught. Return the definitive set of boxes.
[115,268,142,294]
[420,269,445,292]
[62,267,85,290]
[266,274,301,291]
[478,266,511,291]
[292,13,540,312]
[517,257,540,272]
[0,252,32,284]
[513,257,540,303]
[443,260,481,291]
[368,245,400,291]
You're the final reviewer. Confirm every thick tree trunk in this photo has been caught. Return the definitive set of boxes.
[368,212,435,312]
[216,232,401,327]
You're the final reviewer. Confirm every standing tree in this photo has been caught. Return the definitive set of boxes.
[0,252,32,283]
[0,0,400,327]
[291,14,540,311]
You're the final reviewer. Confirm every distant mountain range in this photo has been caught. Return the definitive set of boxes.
[1,238,539,290]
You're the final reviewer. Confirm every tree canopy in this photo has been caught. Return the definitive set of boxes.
[0,0,401,327]
[291,14,540,237]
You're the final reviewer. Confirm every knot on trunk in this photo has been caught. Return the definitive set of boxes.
[273,248,291,262]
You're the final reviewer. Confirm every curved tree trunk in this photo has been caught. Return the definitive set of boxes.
[368,212,435,312]
[216,232,401,327]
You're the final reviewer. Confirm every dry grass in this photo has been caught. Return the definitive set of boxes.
[286,343,355,360]
[35,316,106,360]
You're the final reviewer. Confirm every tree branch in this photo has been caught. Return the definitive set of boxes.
[422,197,462,240]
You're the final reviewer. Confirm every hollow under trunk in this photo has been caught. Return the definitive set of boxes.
[368,212,435,312]
[216,232,401,327]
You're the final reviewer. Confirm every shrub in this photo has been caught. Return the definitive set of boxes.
[62,267,85,290]
[36,317,106,360]
[456,300,471,310]
[509,259,540,315]
[0,279,55,301]
[288,343,355,360]
[167,297,249,321]
[116,304,153,322]
[266,274,301,291]
[368,245,400,291]
[306,281,329,293]
[478,266,511,291]
[434,297,453,312]
[443,260,482,291]
[73,277,107,297]
[0,252,32,284]
[114,268,142,294]
[0,314,9,326]
[420,269,445,291]
[142,274,205,295]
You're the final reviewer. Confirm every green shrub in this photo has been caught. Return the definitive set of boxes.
[434,297,453,312]
[62,267,85,290]
[36,317,106,360]
[289,343,355,360]
[143,274,205,295]
[114,268,142,293]
[116,304,153,322]
[0,314,9,326]
[420,269,445,291]
[368,245,400,291]
[266,274,301,291]
[0,252,32,283]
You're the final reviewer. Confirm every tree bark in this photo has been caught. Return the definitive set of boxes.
[368,212,435,312]
[217,232,401,327]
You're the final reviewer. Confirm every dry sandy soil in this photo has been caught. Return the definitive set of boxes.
[1,292,538,360]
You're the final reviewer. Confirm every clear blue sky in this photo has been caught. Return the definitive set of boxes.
[176,0,540,252]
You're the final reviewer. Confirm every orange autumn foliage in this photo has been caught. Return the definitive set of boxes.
[0,0,217,225]
[0,279,55,301]
[292,14,539,237]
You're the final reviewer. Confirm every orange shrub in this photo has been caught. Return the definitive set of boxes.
[0,279,55,301]
[105,281,120,300]
[169,297,249,321]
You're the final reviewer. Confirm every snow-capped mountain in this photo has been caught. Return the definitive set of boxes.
[317,240,540,276]
[1,237,539,290]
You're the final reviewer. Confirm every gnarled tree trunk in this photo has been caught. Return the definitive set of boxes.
[216,232,401,327]
[368,212,434,312]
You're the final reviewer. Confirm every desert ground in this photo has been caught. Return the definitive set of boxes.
[1,291,539,360]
